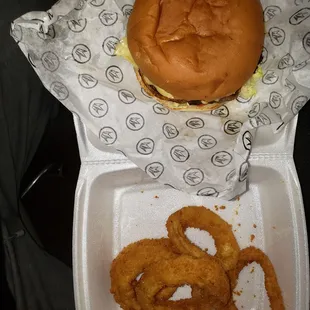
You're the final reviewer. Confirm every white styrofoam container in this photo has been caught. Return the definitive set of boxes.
[72,114,309,310]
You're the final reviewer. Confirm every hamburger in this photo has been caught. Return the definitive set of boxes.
[116,0,265,111]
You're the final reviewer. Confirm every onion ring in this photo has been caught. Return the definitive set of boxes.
[110,238,178,310]
[135,255,231,310]
[166,206,240,271]
[228,246,285,310]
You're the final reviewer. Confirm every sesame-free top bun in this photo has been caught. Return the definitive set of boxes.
[127,0,264,102]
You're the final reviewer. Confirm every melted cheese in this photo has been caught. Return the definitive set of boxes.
[115,38,136,65]
[239,66,263,99]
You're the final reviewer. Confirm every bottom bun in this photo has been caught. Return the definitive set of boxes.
[135,69,239,112]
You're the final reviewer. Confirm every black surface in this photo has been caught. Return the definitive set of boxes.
[21,106,80,267]
[294,102,310,240]
[1,1,76,309]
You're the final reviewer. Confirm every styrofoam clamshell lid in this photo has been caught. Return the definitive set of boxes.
[73,115,309,310]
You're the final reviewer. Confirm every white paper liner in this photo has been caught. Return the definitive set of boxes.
[11,0,310,199]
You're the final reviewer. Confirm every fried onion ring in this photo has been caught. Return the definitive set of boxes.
[135,255,231,310]
[110,238,178,310]
[228,246,285,310]
[166,206,240,271]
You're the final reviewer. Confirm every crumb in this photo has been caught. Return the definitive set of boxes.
[154,195,159,199]
[219,205,226,210]
[247,280,250,283]
[214,205,219,211]
[241,306,244,309]
[272,226,276,229]
[234,229,237,232]
[250,234,255,242]
[238,223,241,227]
[254,294,256,298]
[140,190,144,193]
[235,210,239,215]
[253,224,257,228]
[233,290,243,296]
[237,196,240,201]
[250,267,255,274]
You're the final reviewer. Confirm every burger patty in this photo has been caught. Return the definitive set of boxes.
[143,52,264,106]
[143,76,240,106]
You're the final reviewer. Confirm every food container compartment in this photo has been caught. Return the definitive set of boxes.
[72,115,309,310]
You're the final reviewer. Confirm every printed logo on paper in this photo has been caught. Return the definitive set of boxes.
[116,149,126,157]
[248,102,261,118]
[183,168,204,186]
[145,162,164,179]
[239,162,249,182]
[249,113,271,128]
[226,169,236,182]
[284,79,296,93]
[47,11,53,21]
[163,123,179,139]
[90,0,105,7]
[75,0,85,10]
[89,98,108,118]
[262,71,279,85]
[198,135,217,150]
[118,89,136,104]
[78,74,98,89]
[126,113,145,131]
[10,24,23,42]
[68,18,87,32]
[105,65,123,83]
[153,103,170,115]
[122,4,133,18]
[289,8,310,25]
[28,53,36,68]
[99,10,118,26]
[261,47,268,64]
[303,32,310,54]
[237,95,253,103]
[186,118,204,129]
[170,145,190,162]
[136,138,155,155]
[99,127,117,145]
[269,27,286,46]
[264,6,282,22]
[295,0,310,5]
[72,44,91,63]
[37,25,55,39]
[291,96,308,115]
[211,151,233,167]
[224,120,243,135]
[165,184,176,189]
[293,61,308,72]
[102,36,120,56]
[242,131,253,151]
[42,51,59,72]
[211,105,229,118]
[197,187,219,197]
[50,82,69,100]
[278,53,295,70]
[269,92,282,109]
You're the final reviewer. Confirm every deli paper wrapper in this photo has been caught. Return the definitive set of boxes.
[11,0,310,199]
